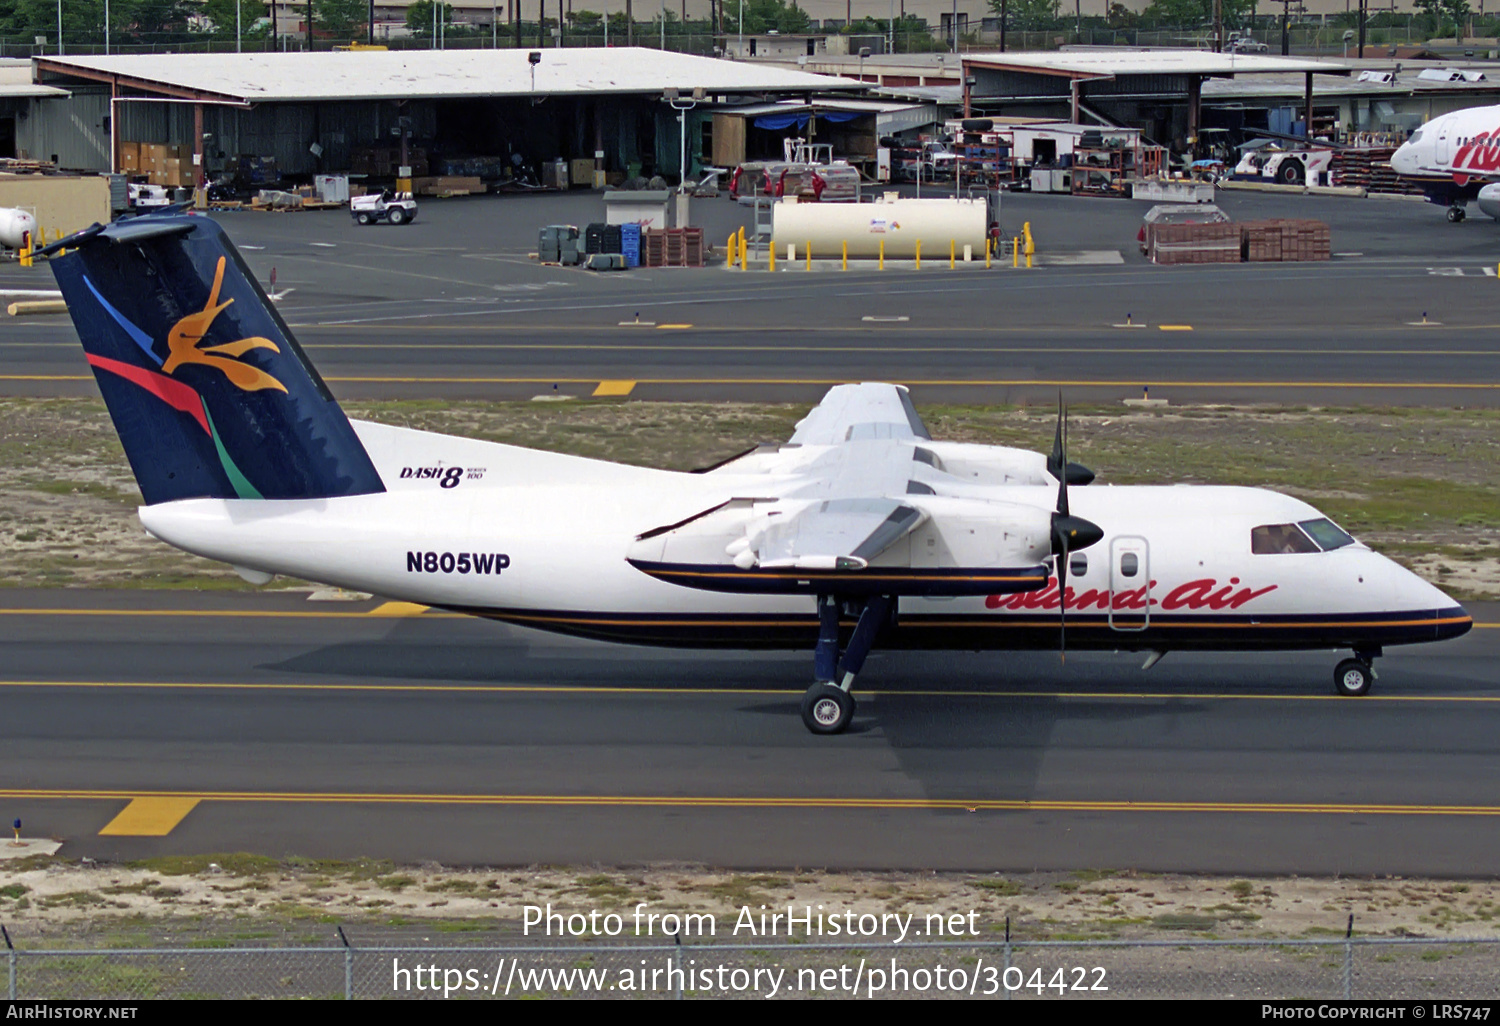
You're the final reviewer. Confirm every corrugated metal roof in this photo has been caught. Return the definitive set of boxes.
[35,48,862,103]
[964,50,1351,78]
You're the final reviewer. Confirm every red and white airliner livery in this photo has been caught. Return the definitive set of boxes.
[43,216,1472,735]
[1391,103,1500,220]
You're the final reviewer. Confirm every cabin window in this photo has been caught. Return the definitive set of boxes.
[1298,518,1355,551]
[1251,523,1319,555]
[1119,552,1138,577]
[1070,552,1088,577]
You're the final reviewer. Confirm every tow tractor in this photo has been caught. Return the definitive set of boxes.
[1234,147,1334,186]
[350,190,417,225]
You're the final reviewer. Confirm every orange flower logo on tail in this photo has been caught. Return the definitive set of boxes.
[161,256,285,393]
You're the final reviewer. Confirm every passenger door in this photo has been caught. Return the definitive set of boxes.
[1109,536,1150,632]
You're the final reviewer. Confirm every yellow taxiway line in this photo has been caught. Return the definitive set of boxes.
[7,789,1500,818]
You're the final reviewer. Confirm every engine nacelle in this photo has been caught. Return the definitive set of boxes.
[916,442,1053,487]
[1478,182,1500,221]
[0,207,37,250]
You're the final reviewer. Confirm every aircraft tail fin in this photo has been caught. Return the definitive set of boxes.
[48,215,385,505]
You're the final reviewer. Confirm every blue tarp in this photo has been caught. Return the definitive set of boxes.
[751,110,862,131]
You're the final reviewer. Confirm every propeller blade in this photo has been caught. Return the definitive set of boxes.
[1047,394,1064,482]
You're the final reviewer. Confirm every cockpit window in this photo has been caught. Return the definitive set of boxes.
[1410,129,1424,143]
[1251,523,1319,555]
[1298,518,1355,551]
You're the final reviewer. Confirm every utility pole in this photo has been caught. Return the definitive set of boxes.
[627,0,633,44]
[306,0,313,50]
[1280,0,1290,55]
[1213,0,1222,51]
[1357,0,1365,57]
[1000,0,1007,51]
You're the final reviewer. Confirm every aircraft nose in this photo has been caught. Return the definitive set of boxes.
[1391,143,1415,175]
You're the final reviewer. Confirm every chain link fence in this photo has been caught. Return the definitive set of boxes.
[2,936,1497,999]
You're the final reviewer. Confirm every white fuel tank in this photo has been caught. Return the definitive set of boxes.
[0,208,37,250]
[771,194,988,259]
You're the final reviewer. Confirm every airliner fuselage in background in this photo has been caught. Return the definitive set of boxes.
[1391,103,1500,220]
[39,216,1472,735]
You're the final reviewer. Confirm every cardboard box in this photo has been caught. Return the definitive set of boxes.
[118,142,140,171]
[570,159,595,188]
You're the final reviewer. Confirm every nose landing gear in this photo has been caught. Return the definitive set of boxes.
[1334,647,1381,696]
[800,594,893,734]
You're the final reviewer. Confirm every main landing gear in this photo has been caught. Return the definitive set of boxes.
[800,594,894,734]
[1448,203,1467,223]
[1333,647,1381,697]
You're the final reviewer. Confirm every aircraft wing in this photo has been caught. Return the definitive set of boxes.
[756,498,925,570]
[788,383,931,446]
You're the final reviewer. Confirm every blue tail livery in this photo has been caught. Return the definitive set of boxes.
[48,215,385,504]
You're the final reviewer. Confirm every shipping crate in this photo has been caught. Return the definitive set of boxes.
[644,228,666,267]
[570,159,595,188]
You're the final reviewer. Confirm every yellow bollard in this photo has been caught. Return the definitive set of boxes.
[842,240,848,271]
[806,240,812,271]
[1013,238,1020,268]
[36,226,45,250]
[726,233,737,269]
[19,230,30,268]
[768,242,776,273]
[738,227,747,271]
[1023,221,1035,269]
[879,239,884,270]
[950,239,956,269]
[915,239,921,270]
[985,237,992,269]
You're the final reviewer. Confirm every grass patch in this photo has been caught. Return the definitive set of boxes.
[569,874,635,901]
[129,853,280,878]
[100,880,184,898]
[696,875,790,907]
[1151,913,1219,931]
[375,875,418,892]
[971,878,1024,896]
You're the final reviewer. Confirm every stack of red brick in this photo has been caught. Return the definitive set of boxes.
[1239,219,1331,262]
[1148,222,1242,265]
[1147,219,1330,265]
[642,228,706,267]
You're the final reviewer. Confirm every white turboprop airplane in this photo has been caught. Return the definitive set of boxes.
[41,216,1472,734]
[1390,104,1500,221]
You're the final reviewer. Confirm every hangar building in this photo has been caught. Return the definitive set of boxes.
[25,48,860,186]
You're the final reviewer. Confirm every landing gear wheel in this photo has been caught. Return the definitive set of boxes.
[356,212,372,225]
[801,684,855,735]
[1334,658,1374,697]
[387,208,408,225]
[1448,206,1467,223]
